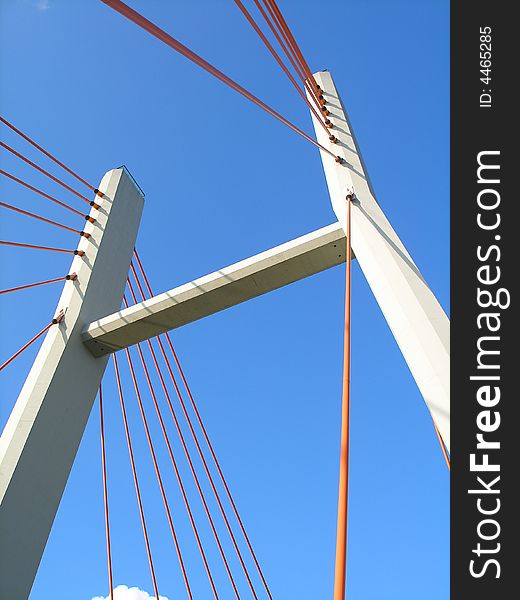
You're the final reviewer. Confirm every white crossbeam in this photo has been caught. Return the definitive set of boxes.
[83,222,348,356]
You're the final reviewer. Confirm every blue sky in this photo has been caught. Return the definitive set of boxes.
[0,1,449,599]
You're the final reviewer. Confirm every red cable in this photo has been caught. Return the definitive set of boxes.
[100,0,339,160]
[333,194,353,600]
[132,251,273,599]
[0,200,87,237]
[255,0,323,108]
[99,383,114,600]
[0,141,94,206]
[0,240,82,255]
[0,273,76,296]
[256,0,305,83]
[122,340,193,600]
[0,169,86,218]
[120,323,220,600]
[233,0,330,136]
[263,0,325,122]
[128,273,261,599]
[125,283,239,599]
[265,0,319,91]
[0,115,100,194]
[119,313,220,600]
[0,321,54,372]
[260,1,312,83]
[112,353,161,600]
[433,420,450,471]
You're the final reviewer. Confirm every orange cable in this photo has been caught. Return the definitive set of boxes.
[0,141,94,205]
[0,273,76,296]
[259,0,322,103]
[260,0,310,84]
[0,169,87,218]
[0,321,54,372]
[333,194,352,600]
[252,0,323,110]
[119,311,220,600]
[112,353,161,600]
[233,0,330,135]
[260,0,307,79]
[0,115,100,194]
[0,240,82,255]
[433,420,450,471]
[132,250,273,599]
[265,0,319,91]
[129,266,262,599]
[0,200,88,237]
[122,338,193,600]
[100,0,339,160]
[125,280,240,599]
[99,383,114,600]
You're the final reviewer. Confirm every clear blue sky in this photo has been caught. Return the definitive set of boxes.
[0,1,449,599]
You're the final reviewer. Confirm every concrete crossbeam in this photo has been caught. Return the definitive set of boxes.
[0,168,144,599]
[83,222,348,356]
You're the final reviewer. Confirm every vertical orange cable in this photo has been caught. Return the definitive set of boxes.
[122,343,193,599]
[99,383,114,600]
[433,420,450,471]
[125,282,240,600]
[128,269,263,600]
[132,251,273,600]
[333,194,352,600]
[113,353,161,600]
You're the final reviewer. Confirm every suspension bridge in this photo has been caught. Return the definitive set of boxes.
[0,2,449,598]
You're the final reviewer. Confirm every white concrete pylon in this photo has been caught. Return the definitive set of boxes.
[309,70,450,452]
[0,167,144,599]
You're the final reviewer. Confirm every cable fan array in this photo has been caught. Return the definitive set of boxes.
[0,116,102,372]
[0,118,274,599]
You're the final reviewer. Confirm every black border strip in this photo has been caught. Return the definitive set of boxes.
[451,2,516,597]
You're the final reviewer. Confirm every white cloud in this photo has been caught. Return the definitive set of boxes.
[35,0,51,10]
[92,584,169,600]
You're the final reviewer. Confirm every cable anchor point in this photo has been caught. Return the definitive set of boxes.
[52,309,66,325]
